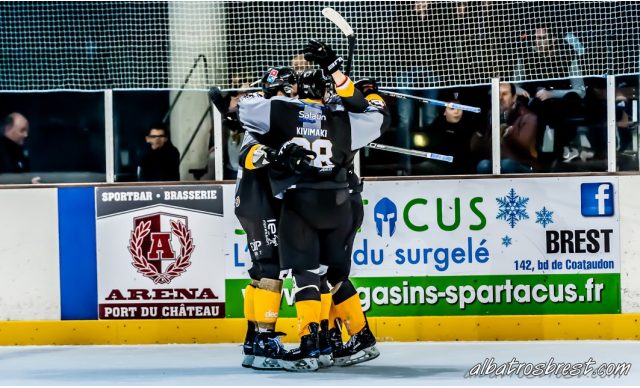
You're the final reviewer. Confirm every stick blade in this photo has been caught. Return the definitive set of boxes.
[322,7,354,37]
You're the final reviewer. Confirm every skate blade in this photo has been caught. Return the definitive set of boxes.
[318,354,334,368]
[335,345,380,367]
[282,357,319,372]
[242,354,255,368]
[251,356,283,370]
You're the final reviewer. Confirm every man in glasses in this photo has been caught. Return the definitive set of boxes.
[137,125,180,182]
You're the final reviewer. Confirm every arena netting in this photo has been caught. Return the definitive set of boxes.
[1,1,639,91]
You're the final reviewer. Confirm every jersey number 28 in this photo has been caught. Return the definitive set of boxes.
[290,137,333,167]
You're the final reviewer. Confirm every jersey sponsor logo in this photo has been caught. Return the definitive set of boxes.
[249,240,263,254]
[374,197,398,237]
[263,218,278,246]
[296,127,328,137]
[298,111,326,121]
[128,213,194,284]
[581,183,614,216]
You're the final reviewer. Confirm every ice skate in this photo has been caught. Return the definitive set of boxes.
[333,320,379,367]
[281,322,320,372]
[241,332,255,368]
[251,331,286,370]
[326,317,346,362]
[317,319,334,368]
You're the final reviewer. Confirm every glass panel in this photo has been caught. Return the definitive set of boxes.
[360,85,491,177]
[616,75,638,172]
[0,92,105,184]
[113,90,171,182]
[513,76,608,173]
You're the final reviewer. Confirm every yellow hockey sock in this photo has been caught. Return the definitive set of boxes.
[328,301,340,330]
[243,284,256,322]
[320,292,332,323]
[295,300,321,337]
[253,278,282,331]
[333,293,366,336]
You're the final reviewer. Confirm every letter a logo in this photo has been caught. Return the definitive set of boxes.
[148,233,175,260]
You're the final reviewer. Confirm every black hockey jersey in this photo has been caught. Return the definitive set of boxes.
[238,82,389,195]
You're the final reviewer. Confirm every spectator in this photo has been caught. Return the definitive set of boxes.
[517,25,586,100]
[291,53,312,74]
[0,112,31,174]
[473,83,539,174]
[137,125,180,182]
[393,0,447,175]
[414,93,474,175]
[515,24,585,163]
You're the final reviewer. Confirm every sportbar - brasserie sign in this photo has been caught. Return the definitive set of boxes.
[95,185,226,319]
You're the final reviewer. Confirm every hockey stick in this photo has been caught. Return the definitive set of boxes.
[322,7,355,77]
[220,87,261,93]
[366,143,454,163]
[378,90,481,113]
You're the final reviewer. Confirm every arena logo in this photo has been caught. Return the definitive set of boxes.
[128,213,195,284]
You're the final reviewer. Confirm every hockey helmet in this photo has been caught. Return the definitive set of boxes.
[297,69,329,100]
[261,66,297,98]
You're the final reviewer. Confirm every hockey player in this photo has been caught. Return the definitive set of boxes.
[235,40,390,372]
[209,66,298,370]
[322,77,385,368]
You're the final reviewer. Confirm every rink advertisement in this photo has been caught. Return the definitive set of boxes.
[96,186,225,319]
[225,176,621,317]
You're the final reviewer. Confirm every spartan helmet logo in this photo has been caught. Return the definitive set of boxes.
[374,197,397,237]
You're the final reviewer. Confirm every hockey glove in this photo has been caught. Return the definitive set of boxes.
[246,144,278,169]
[303,40,343,74]
[354,78,379,97]
[277,141,317,174]
[208,86,231,115]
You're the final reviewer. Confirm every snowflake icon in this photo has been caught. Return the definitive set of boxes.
[496,188,529,228]
[535,206,554,228]
[502,235,512,247]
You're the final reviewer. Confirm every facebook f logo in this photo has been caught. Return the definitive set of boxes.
[581,183,614,217]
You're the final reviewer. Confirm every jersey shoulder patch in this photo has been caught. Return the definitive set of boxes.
[239,92,263,102]
[368,98,386,108]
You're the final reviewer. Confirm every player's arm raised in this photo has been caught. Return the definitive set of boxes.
[348,79,391,151]
[303,39,370,113]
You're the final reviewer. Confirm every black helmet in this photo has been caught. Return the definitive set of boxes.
[298,69,329,100]
[261,67,297,98]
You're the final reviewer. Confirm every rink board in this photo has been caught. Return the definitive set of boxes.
[0,174,638,344]
[0,314,639,345]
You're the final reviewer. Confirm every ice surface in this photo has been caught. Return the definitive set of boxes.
[0,341,638,386]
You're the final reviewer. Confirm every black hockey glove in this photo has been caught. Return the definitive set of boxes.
[277,141,317,174]
[208,86,231,115]
[303,40,343,74]
[354,78,379,97]
[259,145,279,163]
